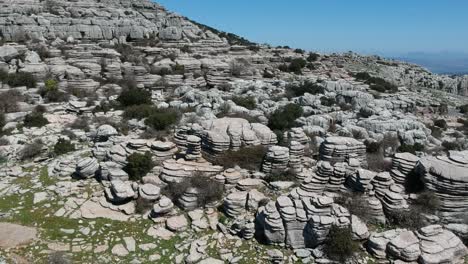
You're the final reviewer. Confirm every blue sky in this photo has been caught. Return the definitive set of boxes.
[156,0,468,56]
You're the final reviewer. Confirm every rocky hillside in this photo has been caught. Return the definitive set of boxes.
[0,0,468,263]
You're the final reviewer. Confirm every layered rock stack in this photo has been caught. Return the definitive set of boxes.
[319,136,367,166]
[160,159,223,183]
[288,141,305,173]
[185,135,202,161]
[178,187,200,210]
[368,225,467,263]
[371,172,395,200]
[223,191,248,218]
[417,151,468,221]
[75,157,100,179]
[390,152,420,186]
[150,141,178,161]
[346,169,376,192]
[262,146,290,174]
[381,184,409,215]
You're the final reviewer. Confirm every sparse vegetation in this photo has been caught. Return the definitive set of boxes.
[354,72,398,93]
[0,70,36,88]
[279,58,307,74]
[0,90,22,113]
[211,145,267,171]
[264,169,297,182]
[23,108,49,128]
[163,173,224,207]
[324,226,360,262]
[20,139,44,160]
[53,138,75,156]
[117,88,152,107]
[286,81,324,98]
[144,108,180,131]
[124,152,154,182]
[232,96,256,110]
[268,104,303,131]
[398,143,425,154]
[69,117,90,132]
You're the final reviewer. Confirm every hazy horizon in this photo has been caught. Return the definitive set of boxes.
[157,0,468,73]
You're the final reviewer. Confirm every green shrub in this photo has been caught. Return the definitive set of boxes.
[0,70,36,88]
[386,209,426,230]
[123,104,156,120]
[53,138,75,156]
[163,173,224,207]
[288,58,307,74]
[212,145,267,171]
[69,117,89,132]
[398,143,425,154]
[442,140,461,151]
[0,112,5,131]
[413,191,440,214]
[144,108,179,131]
[335,193,373,223]
[124,152,154,182]
[232,96,256,110]
[324,226,360,262]
[433,119,447,129]
[460,104,468,114]
[307,52,320,62]
[294,48,305,54]
[354,72,398,93]
[264,169,296,182]
[20,139,43,160]
[268,104,303,131]
[117,88,152,107]
[0,90,22,113]
[23,110,48,128]
[320,96,336,107]
[286,81,324,98]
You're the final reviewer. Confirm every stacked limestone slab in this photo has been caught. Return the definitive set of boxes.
[367,225,467,263]
[319,136,367,166]
[418,151,468,221]
[390,152,420,186]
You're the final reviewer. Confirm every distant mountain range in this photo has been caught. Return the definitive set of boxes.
[391,52,468,75]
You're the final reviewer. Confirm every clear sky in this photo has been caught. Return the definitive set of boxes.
[156,0,468,56]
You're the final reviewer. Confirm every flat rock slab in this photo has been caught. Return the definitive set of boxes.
[80,200,130,221]
[0,223,37,249]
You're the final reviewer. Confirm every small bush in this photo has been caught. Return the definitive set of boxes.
[354,72,398,93]
[20,139,43,160]
[320,96,336,107]
[0,70,36,88]
[307,52,320,62]
[135,197,153,214]
[124,152,154,182]
[413,191,440,214]
[53,138,75,156]
[144,108,180,131]
[288,58,307,74]
[460,104,468,114]
[442,140,461,151]
[23,110,48,128]
[0,90,22,113]
[324,226,360,262]
[212,145,267,171]
[40,79,69,102]
[232,96,256,110]
[48,251,71,264]
[117,88,152,107]
[398,143,425,154]
[264,169,296,182]
[386,209,426,230]
[69,117,89,132]
[268,104,303,131]
[163,173,224,207]
[335,193,372,223]
[433,119,447,129]
[123,104,156,120]
[0,112,5,131]
[367,151,388,172]
[286,81,324,98]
